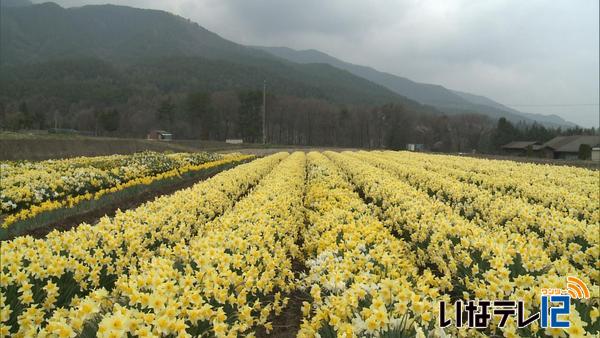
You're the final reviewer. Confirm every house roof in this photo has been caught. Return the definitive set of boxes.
[542,135,600,153]
[531,145,544,151]
[501,141,539,149]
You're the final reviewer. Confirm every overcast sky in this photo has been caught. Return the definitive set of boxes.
[40,0,599,127]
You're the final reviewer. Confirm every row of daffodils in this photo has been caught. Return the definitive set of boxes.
[0,151,251,228]
[351,151,597,278]
[326,151,597,337]
[0,153,288,337]
[1,151,598,337]
[377,151,599,224]
[298,152,438,337]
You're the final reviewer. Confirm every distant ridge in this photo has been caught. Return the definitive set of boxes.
[0,2,427,106]
[449,90,574,127]
[254,46,577,127]
[0,2,577,127]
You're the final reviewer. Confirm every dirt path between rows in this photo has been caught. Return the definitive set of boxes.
[256,260,308,338]
[256,168,312,338]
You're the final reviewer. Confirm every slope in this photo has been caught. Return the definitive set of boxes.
[0,2,422,106]
[450,90,576,127]
[255,46,576,127]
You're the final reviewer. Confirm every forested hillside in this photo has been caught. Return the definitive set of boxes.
[0,2,407,105]
[0,2,448,146]
[255,46,576,127]
[1,2,591,152]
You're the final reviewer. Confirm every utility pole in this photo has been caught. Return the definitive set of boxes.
[262,80,267,144]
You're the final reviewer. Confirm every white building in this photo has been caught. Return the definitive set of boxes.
[592,147,600,162]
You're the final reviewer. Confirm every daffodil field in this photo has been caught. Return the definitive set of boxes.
[1,151,598,337]
[0,151,252,228]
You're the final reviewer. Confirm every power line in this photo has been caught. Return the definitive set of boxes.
[262,80,266,144]
[505,103,599,107]
[424,99,599,107]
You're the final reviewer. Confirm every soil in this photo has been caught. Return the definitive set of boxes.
[256,213,311,338]
[256,259,309,338]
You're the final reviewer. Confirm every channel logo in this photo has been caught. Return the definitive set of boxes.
[439,276,591,330]
[566,276,590,299]
[540,276,590,328]
[541,276,590,299]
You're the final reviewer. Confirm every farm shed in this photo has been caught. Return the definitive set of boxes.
[541,135,600,160]
[147,130,173,141]
[406,143,425,151]
[591,147,600,161]
[501,141,542,156]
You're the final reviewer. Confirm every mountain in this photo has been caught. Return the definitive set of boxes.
[1,2,273,65]
[252,47,467,105]
[254,46,576,127]
[449,90,576,127]
[0,2,424,106]
[1,2,585,150]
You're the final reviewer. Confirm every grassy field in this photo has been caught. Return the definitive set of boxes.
[2,131,597,169]
[0,131,361,161]
[0,131,283,160]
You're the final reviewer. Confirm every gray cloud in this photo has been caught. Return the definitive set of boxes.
[41,0,599,126]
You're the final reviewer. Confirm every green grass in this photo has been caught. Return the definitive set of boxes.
[0,130,92,140]
[0,159,251,240]
[0,131,293,161]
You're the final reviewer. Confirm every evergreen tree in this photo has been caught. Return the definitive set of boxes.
[237,91,262,143]
[18,101,34,129]
[97,109,120,132]
[187,92,212,139]
[492,117,520,151]
[157,97,175,127]
[578,144,592,160]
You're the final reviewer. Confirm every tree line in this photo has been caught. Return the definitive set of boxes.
[1,90,596,153]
